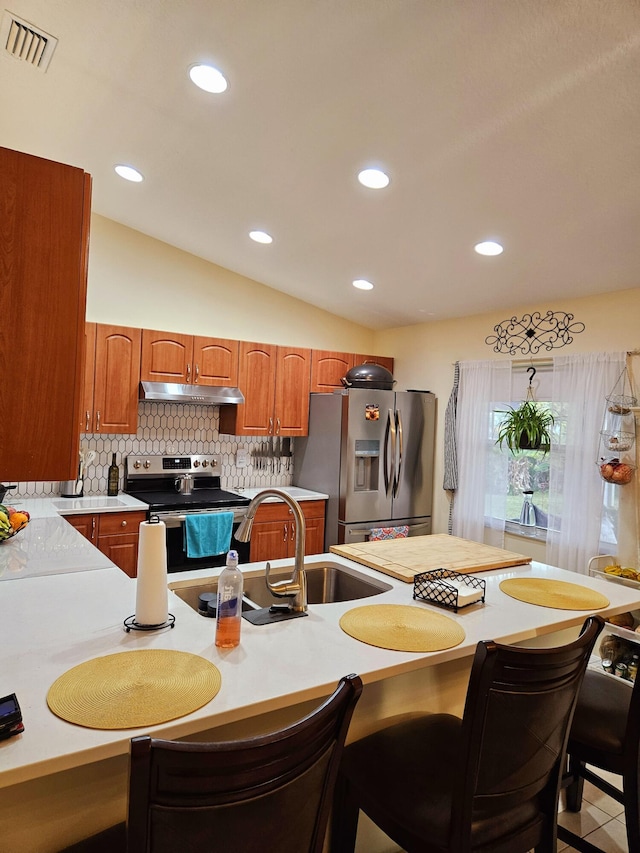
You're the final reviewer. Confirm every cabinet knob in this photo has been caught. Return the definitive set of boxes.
[121,520,127,528]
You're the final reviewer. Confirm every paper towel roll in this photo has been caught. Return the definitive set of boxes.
[135,519,169,626]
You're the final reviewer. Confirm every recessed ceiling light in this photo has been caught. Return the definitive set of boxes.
[114,164,143,183]
[357,168,390,189]
[353,279,374,290]
[249,230,273,244]
[189,63,228,93]
[474,240,503,256]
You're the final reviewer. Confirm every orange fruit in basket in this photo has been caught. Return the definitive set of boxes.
[9,511,29,530]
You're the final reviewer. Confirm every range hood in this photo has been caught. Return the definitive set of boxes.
[139,381,244,405]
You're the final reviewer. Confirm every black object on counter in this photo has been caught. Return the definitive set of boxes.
[0,693,23,740]
[0,484,17,504]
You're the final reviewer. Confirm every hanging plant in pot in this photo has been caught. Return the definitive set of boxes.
[495,399,554,455]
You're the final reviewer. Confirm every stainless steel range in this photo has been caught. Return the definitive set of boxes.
[124,455,251,571]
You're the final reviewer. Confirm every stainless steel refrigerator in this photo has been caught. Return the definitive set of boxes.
[293,389,436,549]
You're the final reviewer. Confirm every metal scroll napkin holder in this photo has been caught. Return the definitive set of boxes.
[413,569,486,613]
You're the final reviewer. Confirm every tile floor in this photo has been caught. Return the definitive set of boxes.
[557,768,628,853]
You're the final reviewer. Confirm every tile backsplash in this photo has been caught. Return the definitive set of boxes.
[12,402,293,500]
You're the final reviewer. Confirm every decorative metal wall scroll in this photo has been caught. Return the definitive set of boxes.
[485,311,585,355]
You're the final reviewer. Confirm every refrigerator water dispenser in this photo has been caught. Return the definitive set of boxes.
[354,440,379,492]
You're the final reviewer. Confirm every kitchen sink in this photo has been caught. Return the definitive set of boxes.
[169,559,392,616]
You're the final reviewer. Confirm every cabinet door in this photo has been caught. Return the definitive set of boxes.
[193,336,239,386]
[98,536,139,577]
[249,521,291,562]
[141,330,193,384]
[302,517,325,556]
[66,513,98,543]
[275,347,311,436]
[220,342,276,435]
[310,351,355,393]
[92,325,142,433]
[355,354,395,375]
[0,147,90,481]
[81,322,97,433]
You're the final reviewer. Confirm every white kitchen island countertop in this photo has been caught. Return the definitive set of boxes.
[0,494,149,582]
[2,538,640,852]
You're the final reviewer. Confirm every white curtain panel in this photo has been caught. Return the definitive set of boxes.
[452,359,512,545]
[546,351,627,574]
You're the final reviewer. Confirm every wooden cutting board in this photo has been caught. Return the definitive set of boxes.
[330,534,532,583]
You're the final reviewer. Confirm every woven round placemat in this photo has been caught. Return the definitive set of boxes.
[499,578,609,611]
[47,649,221,729]
[339,604,465,652]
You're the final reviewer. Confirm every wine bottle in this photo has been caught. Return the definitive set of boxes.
[107,452,119,496]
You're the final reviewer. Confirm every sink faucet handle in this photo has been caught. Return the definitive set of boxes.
[265,561,299,600]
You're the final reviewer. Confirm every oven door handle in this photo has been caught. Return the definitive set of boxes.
[155,509,248,528]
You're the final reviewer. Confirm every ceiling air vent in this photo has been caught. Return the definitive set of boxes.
[1,11,58,71]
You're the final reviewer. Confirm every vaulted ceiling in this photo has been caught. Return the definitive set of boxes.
[2,1,639,329]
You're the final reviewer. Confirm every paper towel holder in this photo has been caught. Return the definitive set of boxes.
[124,514,175,632]
[124,613,176,632]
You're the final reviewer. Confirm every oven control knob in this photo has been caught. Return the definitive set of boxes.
[143,460,151,469]
[133,460,141,469]
[210,459,217,469]
[201,459,208,468]
[193,460,200,468]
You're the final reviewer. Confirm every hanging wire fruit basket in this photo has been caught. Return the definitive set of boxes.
[600,431,635,453]
[598,459,636,485]
[606,394,637,416]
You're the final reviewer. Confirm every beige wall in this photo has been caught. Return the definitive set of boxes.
[377,289,640,543]
[86,214,377,352]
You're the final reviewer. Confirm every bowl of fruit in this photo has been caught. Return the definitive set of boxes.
[0,505,30,541]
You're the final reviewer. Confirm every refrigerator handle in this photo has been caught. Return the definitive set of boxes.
[383,408,395,496]
[393,409,404,499]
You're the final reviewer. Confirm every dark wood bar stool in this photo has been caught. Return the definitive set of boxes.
[558,666,640,853]
[59,673,362,853]
[330,616,603,853]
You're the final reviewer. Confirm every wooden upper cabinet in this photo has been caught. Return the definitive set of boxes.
[357,354,395,375]
[0,147,91,482]
[81,322,97,433]
[220,342,276,434]
[309,351,394,393]
[310,351,356,393]
[192,336,239,386]
[141,330,239,387]
[275,347,311,435]
[90,324,141,433]
[141,330,192,384]
[219,343,310,436]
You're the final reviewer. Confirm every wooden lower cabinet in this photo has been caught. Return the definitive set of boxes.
[249,500,326,562]
[65,511,147,577]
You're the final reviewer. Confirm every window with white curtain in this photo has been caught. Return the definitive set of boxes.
[452,352,627,574]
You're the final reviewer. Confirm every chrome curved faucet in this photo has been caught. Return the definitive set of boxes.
[235,489,308,612]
